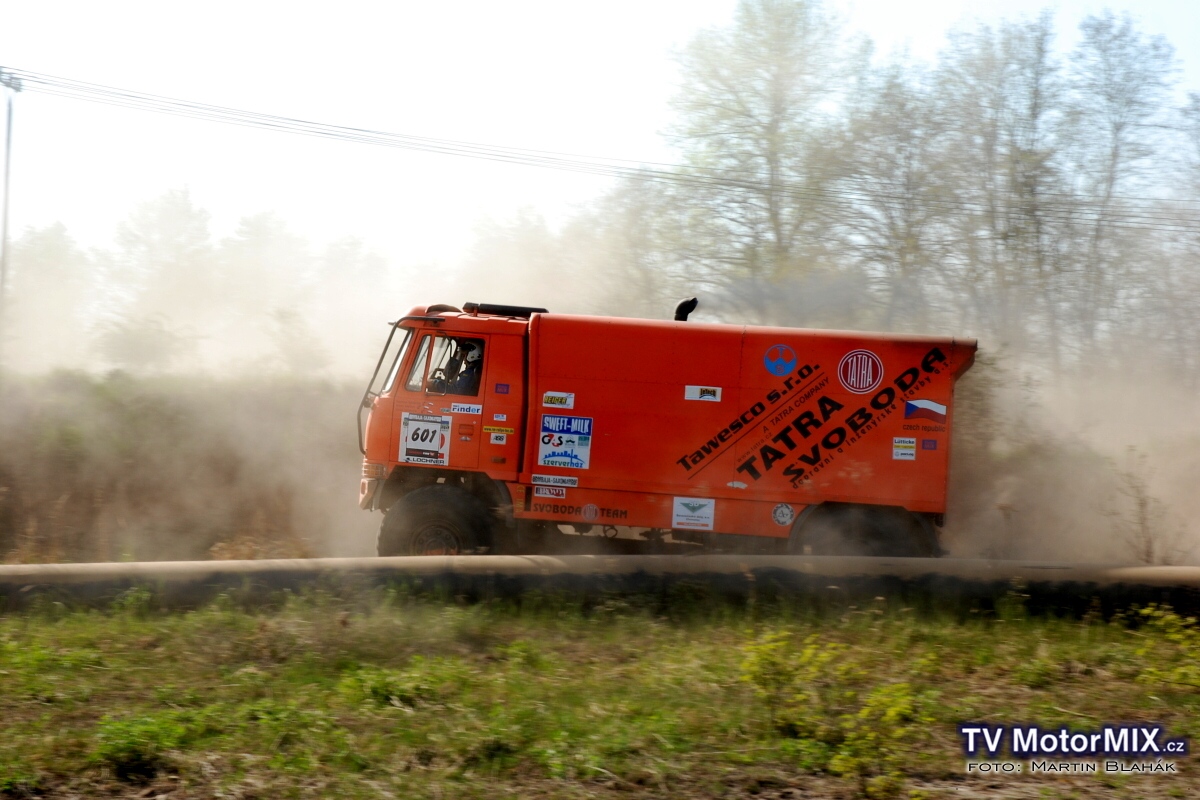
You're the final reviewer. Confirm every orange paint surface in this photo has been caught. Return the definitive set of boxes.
[363,306,977,538]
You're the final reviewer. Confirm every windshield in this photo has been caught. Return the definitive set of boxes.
[373,327,414,396]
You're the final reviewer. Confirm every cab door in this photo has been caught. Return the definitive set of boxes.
[393,332,487,471]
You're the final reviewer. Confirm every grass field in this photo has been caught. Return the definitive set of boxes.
[1,591,1197,799]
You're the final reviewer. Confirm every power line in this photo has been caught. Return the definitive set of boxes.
[4,67,1200,237]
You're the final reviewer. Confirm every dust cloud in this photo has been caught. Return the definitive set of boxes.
[944,355,1199,564]
[5,0,1200,564]
[0,188,629,563]
[1,193,1196,564]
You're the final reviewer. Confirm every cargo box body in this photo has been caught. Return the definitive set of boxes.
[514,315,976,538]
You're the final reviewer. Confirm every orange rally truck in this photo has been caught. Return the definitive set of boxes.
[358,301,976,557]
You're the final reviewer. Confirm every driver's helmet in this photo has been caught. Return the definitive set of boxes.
[462,342,482,363]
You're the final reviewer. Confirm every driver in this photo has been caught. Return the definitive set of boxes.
[449,340,483,395]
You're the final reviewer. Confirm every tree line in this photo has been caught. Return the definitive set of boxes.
[4,0,1200,384]
[502,1,1200,382]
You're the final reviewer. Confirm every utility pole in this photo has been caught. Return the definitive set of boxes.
[0,67,21,367]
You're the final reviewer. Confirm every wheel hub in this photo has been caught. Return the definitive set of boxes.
[410,524,462,556]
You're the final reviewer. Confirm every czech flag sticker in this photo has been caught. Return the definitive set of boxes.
[904,399,947,424]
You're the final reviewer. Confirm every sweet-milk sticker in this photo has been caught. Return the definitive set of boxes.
[534,486,567,498]
[450,403,482,415]
[538,415,593,470]
[672,497,715,531]
[542,391,575,409]
[892,437,916,461]
[400,413,451,465]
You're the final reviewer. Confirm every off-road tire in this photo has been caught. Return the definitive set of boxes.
[378,484,492,556]
[788,503,938,557]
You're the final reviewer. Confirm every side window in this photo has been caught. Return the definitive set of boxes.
[405,335,486,395]
[404,335,432,391]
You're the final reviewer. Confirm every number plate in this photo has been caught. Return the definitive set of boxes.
[400,413,452,465]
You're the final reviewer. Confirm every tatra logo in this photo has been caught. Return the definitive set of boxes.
[838,350,884,394]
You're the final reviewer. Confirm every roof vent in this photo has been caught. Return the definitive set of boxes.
[462,302,548,318]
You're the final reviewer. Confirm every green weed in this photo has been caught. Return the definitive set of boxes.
[741,631,936,797]
[1136,604,1200,690]
[92,712,190,781]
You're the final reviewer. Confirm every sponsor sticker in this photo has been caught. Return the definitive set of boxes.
[483,426,515,434]
[495,383,510,394]
[489,433,507,445]
[530,502,629,520]
[543,391,575,409]
[893,437,917,461]
[400,413,451,465]
[772,503,795,526]
[728,345,950,487]
[922,438,938,450]
[532,474,579,487]
[538,415,593,470]
[838,349,884,394]
[684,385,723,402]
[905,398,947,423]
[450,402,482,415]
[672,497,715,531]
[534,486,566,499]
[764,344,797,377]
[493,413,507,421]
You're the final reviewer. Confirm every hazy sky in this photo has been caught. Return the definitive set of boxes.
[2,0,1199,269]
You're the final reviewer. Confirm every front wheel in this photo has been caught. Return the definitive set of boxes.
[378,485,492,556]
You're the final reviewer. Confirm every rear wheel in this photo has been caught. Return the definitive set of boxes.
[788,503,937,557]
[378,485,492,556]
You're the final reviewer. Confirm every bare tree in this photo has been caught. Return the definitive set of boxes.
[1107,447,1191,565]
[832,62,954,331]
[112,188,216,328]
[934,14,1072,356]
[6,223,94,371]
[1064,11,1178,355]
[668,0,865,324]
